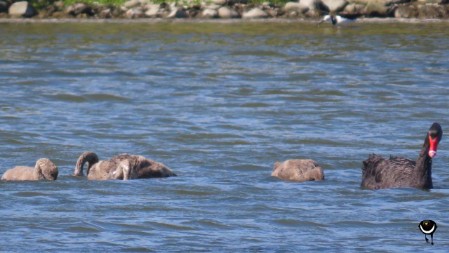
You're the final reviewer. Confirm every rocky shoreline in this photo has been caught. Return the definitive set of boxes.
[1,0,449,20]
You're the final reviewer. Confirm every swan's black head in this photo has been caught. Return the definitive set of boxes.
[427,123,442,158]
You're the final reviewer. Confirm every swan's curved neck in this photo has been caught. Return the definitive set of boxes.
[415,137,433,188]
[74,159,85,176]
[74,152,99,176]
[33,163,44,180]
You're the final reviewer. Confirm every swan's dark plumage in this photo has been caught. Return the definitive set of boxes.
[361,122,442,190]
[361,154,420,189]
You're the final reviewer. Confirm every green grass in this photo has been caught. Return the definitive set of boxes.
[249,0,291,6]
[62,0,127,5]
[30,0,126,9]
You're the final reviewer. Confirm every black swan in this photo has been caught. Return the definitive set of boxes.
[1,158,58,181]
[272,159,324,182]
[361,122,443,190]
[73,151,176,180]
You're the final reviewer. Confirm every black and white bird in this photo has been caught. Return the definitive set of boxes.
[419,220,437,245]
[319,14,355,25]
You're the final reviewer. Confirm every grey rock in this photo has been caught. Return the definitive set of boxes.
[66,3,93,16]
[125,7,144,18]
[265,8,279,18]
[144,4,160,18]
[300,0,323,10]
[218,6,239,18]
[364,0,388,16]
[203,3,221,10]
[300,0,327,16]
[8,1,37,17]
[418,4,447,18]
[54,1,65,11]
[167,7,188,18]
[123,0,141,9]
[284,2,309,13]
[343,3,365,15]
[394,4,417,18]
[98,8,113,18]
[212,0,227,5]
[201,8,218,18]
[347,0,407,5]
[322,0,348,12]
[242,7,268,18]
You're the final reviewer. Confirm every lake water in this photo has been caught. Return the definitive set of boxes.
[0,20,449,252]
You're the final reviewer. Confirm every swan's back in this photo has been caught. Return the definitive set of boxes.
[272,159,324,182]
[1,166,35,181]
[87,160,119,180]
[1,158,58,181]
[361,154,416,189]
[111,154,176,178]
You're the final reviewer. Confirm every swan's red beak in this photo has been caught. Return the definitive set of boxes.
[428,135,439,158]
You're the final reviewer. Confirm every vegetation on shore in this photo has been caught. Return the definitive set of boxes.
[30,0,125,9]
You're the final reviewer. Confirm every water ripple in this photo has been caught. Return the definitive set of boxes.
[0,22,449,251]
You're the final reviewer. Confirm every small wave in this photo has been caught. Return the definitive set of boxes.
[87,93,129,102]
[196,219,231,229]
[331,220,386,227]
[122,247,153,252]
[50,93,128,103]
[262,89,292,95]
[66,225,102,233]
[240,102,271,108]
[51,93,86,103]
[14,191,48,197]
[149,221,194,231]
[175,189,218,196]
[230,50,287,57]
[273,219,328,229]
